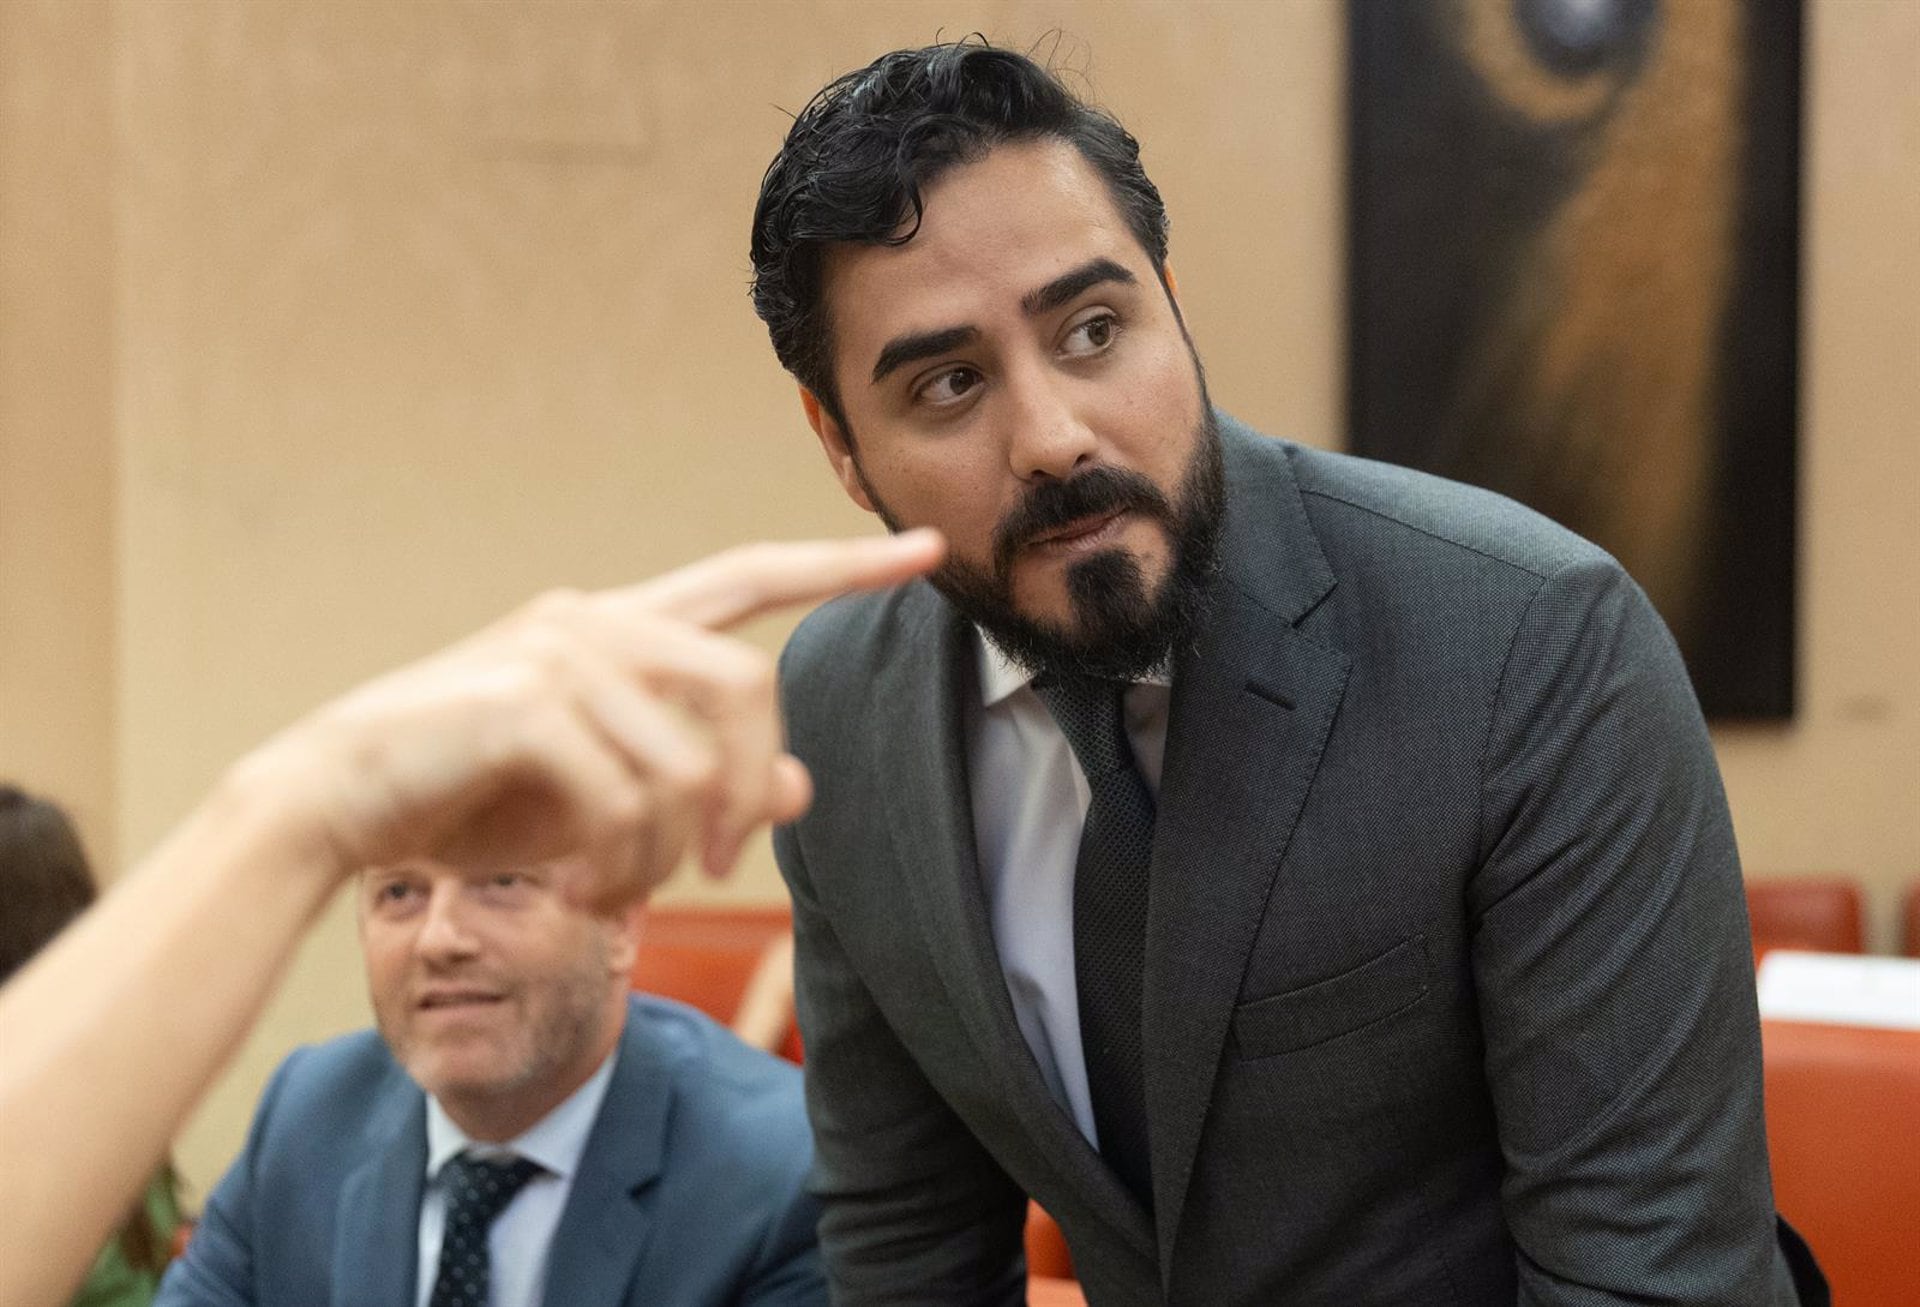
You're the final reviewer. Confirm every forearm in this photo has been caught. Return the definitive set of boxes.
[776,827,1026,1303]
[815,1136,1029,1305]
[0,745,340,1307]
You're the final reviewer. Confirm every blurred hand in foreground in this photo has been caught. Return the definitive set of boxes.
[246,529,946,907]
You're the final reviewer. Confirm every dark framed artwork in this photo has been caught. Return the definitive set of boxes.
[1347,0,1801,718]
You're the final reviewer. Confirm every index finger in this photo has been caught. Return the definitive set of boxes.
[611,529,945,631]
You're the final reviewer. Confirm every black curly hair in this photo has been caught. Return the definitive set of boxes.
[749,38,1171,429]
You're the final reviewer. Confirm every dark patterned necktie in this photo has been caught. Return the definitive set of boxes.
[1034,673,1155,1212]
[427,1152,543,1307]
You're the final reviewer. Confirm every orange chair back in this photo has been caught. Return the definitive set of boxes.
[1027,1276,1087,1306]
[1024,1202,1074,1280]
[1746,876,1864,957]
[629,907,799,1060]
[1762,1019,1920,1306]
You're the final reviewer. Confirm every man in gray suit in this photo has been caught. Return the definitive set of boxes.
[157,855,823,1307]
[749,42,1824,1305]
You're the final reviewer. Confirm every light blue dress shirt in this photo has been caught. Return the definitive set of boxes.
[965,629,1169,1149]
[415,1050,617,1307]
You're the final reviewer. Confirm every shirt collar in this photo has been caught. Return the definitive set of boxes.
[974,627,1034,709]
[424,1043,619,1184]
[972,625,1171,709]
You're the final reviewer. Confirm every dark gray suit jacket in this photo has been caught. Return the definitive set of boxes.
[156,995,824,1307]
[775,419,1812,1305]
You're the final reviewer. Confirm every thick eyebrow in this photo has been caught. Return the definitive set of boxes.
[1020,257,1137,318]
[871,325,979,386]
[867,257,1138,388]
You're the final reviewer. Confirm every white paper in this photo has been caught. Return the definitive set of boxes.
[1756,950,1920,1030]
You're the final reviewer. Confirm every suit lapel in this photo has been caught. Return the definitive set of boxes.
[333,1087,427,1307]
[1145,421,1350,1272]
[876,592,1156,1257]
[540,1005,666,1307]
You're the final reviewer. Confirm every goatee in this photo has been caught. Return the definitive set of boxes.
[898,409,1226,683]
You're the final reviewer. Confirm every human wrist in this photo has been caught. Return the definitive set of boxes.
[192,724,360,915]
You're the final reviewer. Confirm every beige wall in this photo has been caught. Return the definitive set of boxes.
[1712,0,1920,950]
[0,1,1912,1197]
[0,1,115,866]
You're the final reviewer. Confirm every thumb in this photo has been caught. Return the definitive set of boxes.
[768,755,813,825]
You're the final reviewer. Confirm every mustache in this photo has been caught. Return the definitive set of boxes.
[990,466,1174,576]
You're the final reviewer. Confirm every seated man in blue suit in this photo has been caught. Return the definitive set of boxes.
[157,853,821,1307]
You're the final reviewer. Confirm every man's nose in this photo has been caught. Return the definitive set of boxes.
[1004,364,1098,482]
[415,884,480,962]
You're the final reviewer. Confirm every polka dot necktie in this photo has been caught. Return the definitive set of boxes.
[427,1152,543,1307]
[1034,672,1156,1213]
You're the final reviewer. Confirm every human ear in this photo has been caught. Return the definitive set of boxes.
[798,386,877,515]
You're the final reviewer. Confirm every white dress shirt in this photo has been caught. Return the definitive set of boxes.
[964,629,1169,1148]
[415,1049,617,1307]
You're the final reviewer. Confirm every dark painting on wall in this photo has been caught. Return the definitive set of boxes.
[1347,0,1801,718]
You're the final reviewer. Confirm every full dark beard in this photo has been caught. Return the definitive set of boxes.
[874,408,1226,682]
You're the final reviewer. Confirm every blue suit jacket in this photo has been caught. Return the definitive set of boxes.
[156,995,823,1307]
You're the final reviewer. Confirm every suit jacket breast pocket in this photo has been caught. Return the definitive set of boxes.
[1231,935,1432,1061]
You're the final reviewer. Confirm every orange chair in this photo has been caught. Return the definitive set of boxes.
[1027,1275,1087,1306]
[1024,1201,1074,1279]
[629,906,803,1062]
[1746,876,1865,957]
[1902,881,1920,958]
[1762,1018,1920,1306]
